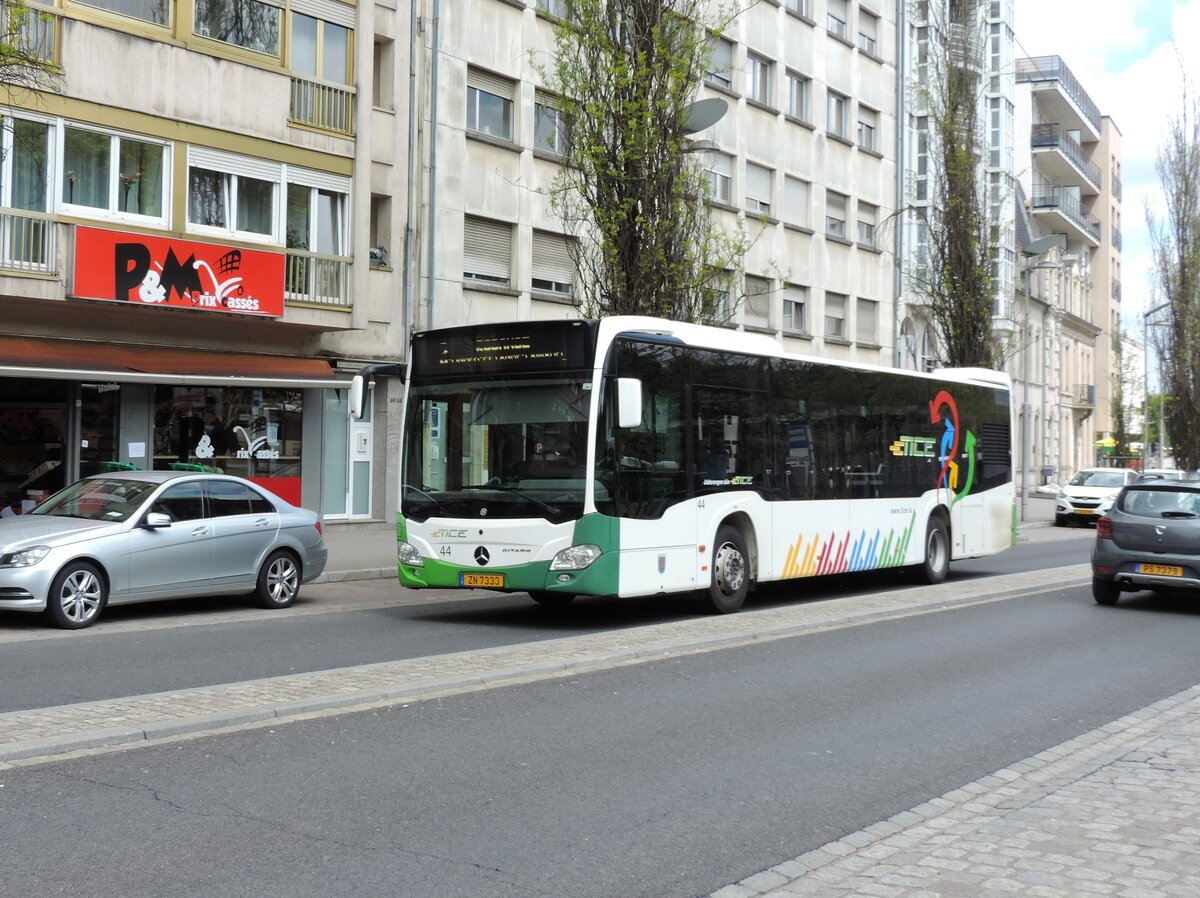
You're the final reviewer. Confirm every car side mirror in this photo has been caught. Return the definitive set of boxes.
[144,512,172,528]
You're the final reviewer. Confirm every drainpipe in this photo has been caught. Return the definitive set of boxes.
[403,0,420,337]
[426,0,441,330]
[893,0,905,368]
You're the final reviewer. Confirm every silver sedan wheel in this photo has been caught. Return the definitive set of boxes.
[256,551,300,608]
[47,563,106,629]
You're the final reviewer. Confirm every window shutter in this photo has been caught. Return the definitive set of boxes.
[532,231,573,285]
[464,217,511,282]
[784,177,808,225]
[468,68,514,101]
[746,164,771,204]
[856,298,877,343]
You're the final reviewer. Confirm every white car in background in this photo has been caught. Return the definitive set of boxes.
[1055,467,1139,527]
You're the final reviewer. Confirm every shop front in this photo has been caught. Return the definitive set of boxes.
[0,335,347,515]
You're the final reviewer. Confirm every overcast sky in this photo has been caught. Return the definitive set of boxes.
[1011,0,1200,334]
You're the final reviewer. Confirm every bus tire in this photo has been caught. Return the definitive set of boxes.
[704,525,749,614]
[528,590,575,607]
[916,516,950,585]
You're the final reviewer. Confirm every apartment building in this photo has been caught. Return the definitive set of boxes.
[0,0,411,525]
[419,0,897,364]
[1014,54,1120,478]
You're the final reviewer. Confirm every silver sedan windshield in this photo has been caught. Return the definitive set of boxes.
[33,478,159,522]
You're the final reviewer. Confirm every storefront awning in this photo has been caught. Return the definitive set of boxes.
[0,335,348,389]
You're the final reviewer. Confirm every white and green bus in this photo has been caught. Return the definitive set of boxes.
[373,316,1013,613]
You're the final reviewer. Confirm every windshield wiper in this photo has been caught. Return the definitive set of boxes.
[402,486,455,516]
[460,484,561,516]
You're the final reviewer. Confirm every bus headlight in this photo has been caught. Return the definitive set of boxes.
[397,541,424,567]
[550,544,601,571]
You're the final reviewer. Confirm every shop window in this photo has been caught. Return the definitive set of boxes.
[152,386,304,506]
[0,378,68,509]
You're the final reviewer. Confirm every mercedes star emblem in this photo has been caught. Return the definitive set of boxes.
[474,546,490,566]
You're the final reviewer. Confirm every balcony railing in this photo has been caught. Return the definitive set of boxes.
[1112,173,1122,202]
[1112,278,1121,301]
[2,3,58,64]
[1072,383,1095,407]
[1030,122,1101,190]
[1016,56,1102,136]
[1111,224,1122,250]
[0,209,56,275]
[290,76,355,136]
[1031,188,1101,243]
[285,249,352,308]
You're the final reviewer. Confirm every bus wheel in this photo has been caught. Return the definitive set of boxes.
[916,516,950,585]
[528,590,576,607]
[705,525,749,614]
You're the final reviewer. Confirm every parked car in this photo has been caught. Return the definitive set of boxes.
[1092,480,1200,605]
[1135,468,1200,483]
[0,471,327,629]
[1056,467,1139,526]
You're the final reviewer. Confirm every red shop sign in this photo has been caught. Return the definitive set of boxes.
[72,226,285,318]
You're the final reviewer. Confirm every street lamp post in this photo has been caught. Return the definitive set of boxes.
[1143,301,1170,470]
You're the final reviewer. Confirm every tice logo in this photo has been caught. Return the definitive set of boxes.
[890,435,936,457]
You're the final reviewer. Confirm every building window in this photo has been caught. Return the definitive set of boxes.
[62,126,167,221]
[372,39,394,109]
[463,216,512,286]
[857,202,877,247]
[746,52,773,105]
[187,149,279,241]
[744,162,772,216]
[743,275,771,328]
[825,191,846,239]
[705,35,734,91]
[194,0,280,56]
[783,175,809,228]
[75,0,168,26]
[856,298,878,344]
[532,230,575,297]
[825,292,846,339]
[827,90,848,139]
[291,13,351,84]
[786,70,810,122]
[467,68,514,141]
[534,92,568,156]
[783,284,806,332]
[704,151,733,204]
[536,0,573,20]
[785,0,810,17]
[827,0,849,40]
[858,10,879,55]
[369,194,390,268]
[285,173,350,300]
[857,106,878,151]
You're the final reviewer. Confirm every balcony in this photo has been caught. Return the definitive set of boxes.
[1071,383,1096,408]
[285,249,352,309]
[2,3,58,64]
[1112,278,1121,302]
[1016,56,1101,140]
[0,209,56,276]
[290,76,356,136]
[1030,123,1101,194]
[1112,173,1122,202]
[1030,189,1101,246]
[947,22,983,73]
[1111,224,1122,251]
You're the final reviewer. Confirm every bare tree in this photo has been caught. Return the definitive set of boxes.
[537,0,749,322]
[905,0,995,368]
[1147,88,1200,469]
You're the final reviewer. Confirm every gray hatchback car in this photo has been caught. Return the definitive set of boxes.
[1091,481,1200,605]
[0,471,327,629]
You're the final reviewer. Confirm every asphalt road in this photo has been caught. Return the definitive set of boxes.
[0,535,1093,713]
[3,567,1199,897]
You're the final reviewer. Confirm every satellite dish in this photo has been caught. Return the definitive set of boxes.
[683,98,728,134]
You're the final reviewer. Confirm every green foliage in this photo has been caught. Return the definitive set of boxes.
[0,0,59,106]
[537,0,749,322]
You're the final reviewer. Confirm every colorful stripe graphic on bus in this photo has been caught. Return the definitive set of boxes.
[781,513,916,579]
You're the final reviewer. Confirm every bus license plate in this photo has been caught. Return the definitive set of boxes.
[1138,563,1183,577]
[461,573,505,588]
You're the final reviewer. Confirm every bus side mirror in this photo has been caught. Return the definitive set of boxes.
[349,374,366,420]
[616,378,642,429]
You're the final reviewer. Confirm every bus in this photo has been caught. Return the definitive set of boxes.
[360,316,1013,613]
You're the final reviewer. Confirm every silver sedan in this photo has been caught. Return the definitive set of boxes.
[0,471,327,629]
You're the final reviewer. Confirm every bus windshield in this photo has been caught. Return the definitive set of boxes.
[401,376,592,522]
